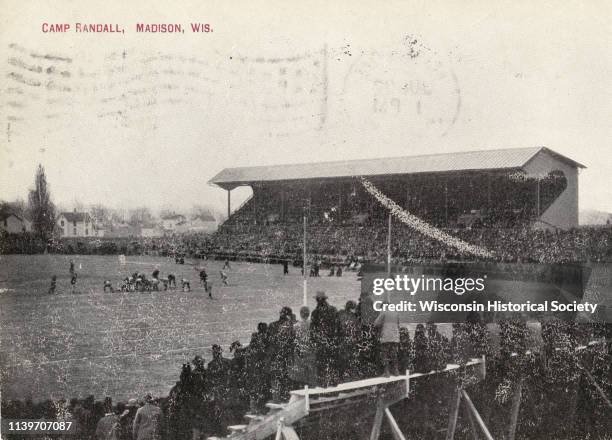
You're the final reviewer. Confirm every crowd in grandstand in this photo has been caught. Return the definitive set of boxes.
[3,221,611,267]
[145,223,612,265]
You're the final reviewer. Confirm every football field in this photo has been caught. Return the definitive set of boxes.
[0,254,361,402]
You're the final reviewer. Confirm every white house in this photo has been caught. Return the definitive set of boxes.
[189,214,218,233]
[57,210,97,237]
[93,224,105,237]
[160,214,186,232]
[140,224,164,237]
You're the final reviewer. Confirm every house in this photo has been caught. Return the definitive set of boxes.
[0,213,29,234]
[93,224,105,237]
[189,214,218,233]
[160,214,186,232]
[173,214,218,234]
[104,223,138,238]
[57,210,96,237]
[140,223,164,237]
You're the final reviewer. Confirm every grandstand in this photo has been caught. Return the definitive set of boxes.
[204,147,598,264]
[210,147,584,231]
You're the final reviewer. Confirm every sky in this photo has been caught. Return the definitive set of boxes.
[1,0,611,214]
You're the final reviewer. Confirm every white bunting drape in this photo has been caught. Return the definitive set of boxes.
[359,176,495,259]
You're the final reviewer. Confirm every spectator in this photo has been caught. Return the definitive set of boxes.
[117,398,139,440]
[207,344,231,431]
[268,307,295,402]
[413,324,429,373]
[95,397,119,440]
[310,291,341,387]
[132,394,163,440]
[290,306,316,387]
[227,342,248,421]
[338,301,360,380]
[373,301,401,377]
[247,323,271,413]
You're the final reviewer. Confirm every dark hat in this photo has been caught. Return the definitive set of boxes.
[345,300,357,311]
[315,291,328,300]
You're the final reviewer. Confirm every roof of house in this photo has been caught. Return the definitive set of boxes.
[140,223,161,230]
[161,214,185,220]
[60,212,90,223]
[193,214,216,222]
[0,212,23,222]
[209,147,585,189]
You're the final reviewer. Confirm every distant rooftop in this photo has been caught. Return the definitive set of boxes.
[209,147,585,190]
[60,212,90,223]
[193,214,216,222]
[161,213,185,220]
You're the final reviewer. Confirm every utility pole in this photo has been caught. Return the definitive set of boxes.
[387,213,392,276]
[303,205,308,306]
[536,178,541,218]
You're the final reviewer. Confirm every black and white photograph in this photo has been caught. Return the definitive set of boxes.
[0,1,611,439]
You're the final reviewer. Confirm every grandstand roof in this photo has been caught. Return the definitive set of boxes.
[210,147,585,189]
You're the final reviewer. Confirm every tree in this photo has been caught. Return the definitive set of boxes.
[0,198,27,218]
[90,204,111,226]
[128,207,154,226]
[28,164,56,238]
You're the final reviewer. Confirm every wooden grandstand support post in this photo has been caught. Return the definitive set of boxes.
[384,408,407,440]
[275,417,284,440]
[461,390,494,440]
[227,189,231,220]
[446,387,462,440]
[478,355,486,381]
[463,401,479,440]
[583,369,612,410]
[370,398,385,440]
[507,378,524,440]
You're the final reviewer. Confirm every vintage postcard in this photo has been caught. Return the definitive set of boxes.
[1,1,611,439]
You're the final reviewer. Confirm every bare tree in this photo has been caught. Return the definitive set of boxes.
[128,207,154,225]
[90,204,111,225]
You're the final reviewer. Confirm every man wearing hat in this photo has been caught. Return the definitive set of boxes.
[95,397,118,440]
[268,307,295,402]
[310,291,341,387]
[338,300,360,380]
[132,394,163,440]
[207,344,231,432]
[190,355,211,439]
[116,399,138,440]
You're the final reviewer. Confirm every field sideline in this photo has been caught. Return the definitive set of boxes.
[0,254,360,402]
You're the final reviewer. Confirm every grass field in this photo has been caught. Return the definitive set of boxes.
[0,254,361,402]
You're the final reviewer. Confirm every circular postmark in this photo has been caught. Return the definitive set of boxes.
[339,35,461,139]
